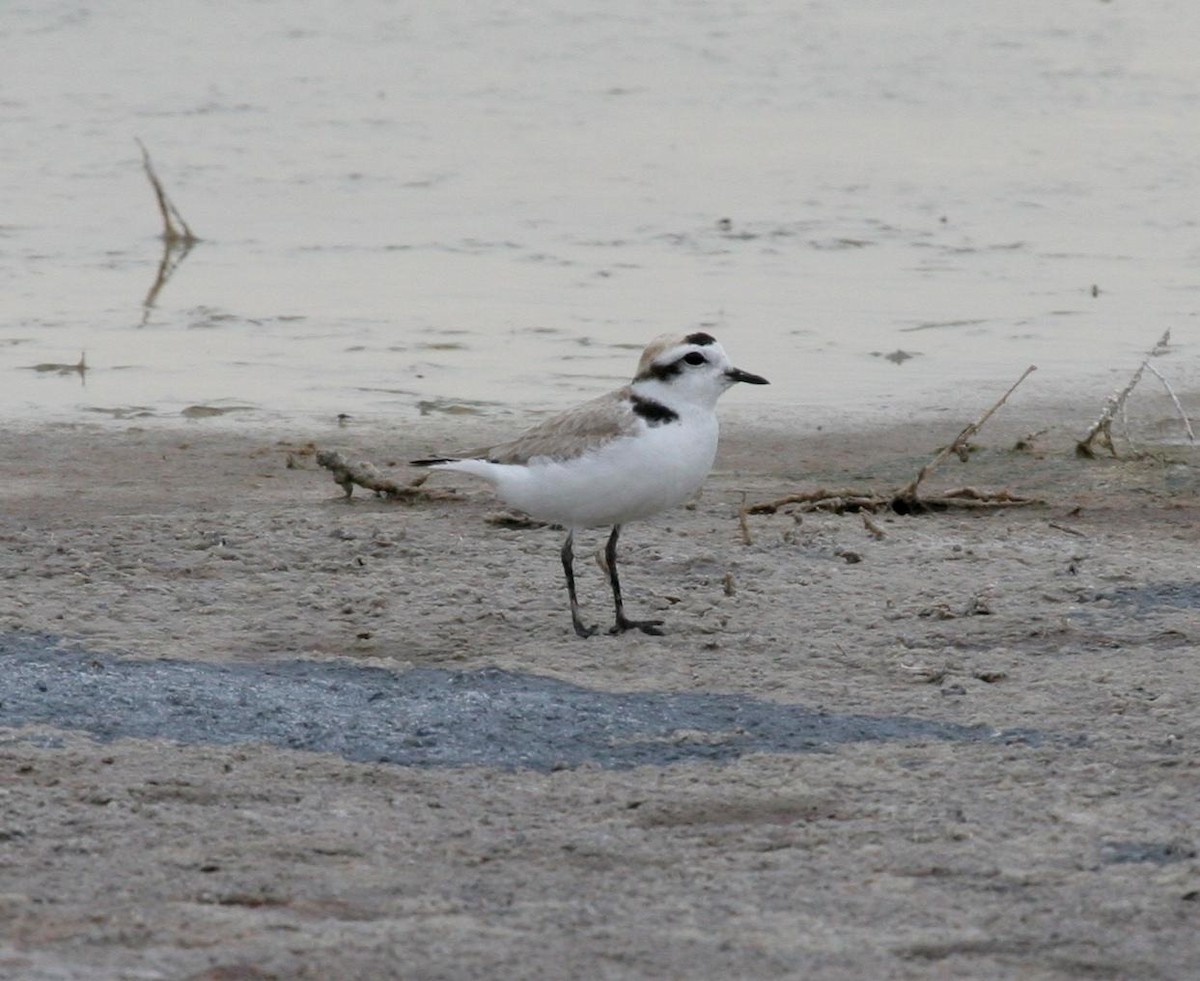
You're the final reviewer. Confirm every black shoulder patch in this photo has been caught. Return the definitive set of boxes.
[630,393,680,426]
[684,331,716,347]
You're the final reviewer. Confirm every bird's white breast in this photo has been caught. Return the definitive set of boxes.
[445,412,719,529]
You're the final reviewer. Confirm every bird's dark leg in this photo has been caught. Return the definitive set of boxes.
[561,530,597,638]
[605,524,665,636]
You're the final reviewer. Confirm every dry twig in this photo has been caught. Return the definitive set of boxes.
[742,368,1042,535]
[137,139,198,246]
[30,352,88,380]
[485,511,547,529]
[1143,361,1196,445]
[137,140,199,323]
[745,488,886,516]
[745,484,1038,520]
[861,512,886,539]
[1076,361,1148,458]
[316,450,456,502]
[895,364,1036,506]
[1075,329,1192,457]
[938,487,1038,506]
[737,507,753,546]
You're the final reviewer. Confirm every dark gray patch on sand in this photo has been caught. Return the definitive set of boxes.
[1096,582,1200,614]
[1100,840,1197,866]
[1,634,1046,770]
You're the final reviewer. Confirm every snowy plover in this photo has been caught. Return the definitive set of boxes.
[412,332,768,637]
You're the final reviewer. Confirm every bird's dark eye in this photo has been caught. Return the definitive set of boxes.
[683,352,706,366]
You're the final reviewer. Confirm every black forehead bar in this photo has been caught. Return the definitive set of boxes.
[638,335,712,381]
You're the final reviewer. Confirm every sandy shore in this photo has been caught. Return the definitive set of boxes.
[1,393,1198,980]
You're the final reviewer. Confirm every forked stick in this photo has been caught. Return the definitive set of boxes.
[136,139,199,246]
[1075,329,1189,457]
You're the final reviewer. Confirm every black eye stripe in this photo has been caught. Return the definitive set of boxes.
[639,345,714,381]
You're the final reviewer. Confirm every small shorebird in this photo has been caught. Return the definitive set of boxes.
[412,332,769,637]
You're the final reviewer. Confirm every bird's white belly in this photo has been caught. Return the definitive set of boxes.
[478,418,719,528]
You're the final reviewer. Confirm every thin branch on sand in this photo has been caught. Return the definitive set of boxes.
[1076,360,1149,458]
[894,364,1037,508]
[1076,330,1193,457]
[737,491,754,545]
[742,367,1041,532]
[861,512,886,539]
[744,484,1040,521]
[316,450,458,502]
[1143,362,1196,445]
[745,489,891,517]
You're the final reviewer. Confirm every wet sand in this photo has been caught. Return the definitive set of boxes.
[1,395,1197,980]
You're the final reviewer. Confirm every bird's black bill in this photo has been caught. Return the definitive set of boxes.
[726,367,769,385]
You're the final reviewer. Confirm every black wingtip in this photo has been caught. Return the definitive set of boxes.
[410,457,456,467]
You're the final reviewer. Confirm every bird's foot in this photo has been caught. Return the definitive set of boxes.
[610,614,665,636]
[571,618,600,639]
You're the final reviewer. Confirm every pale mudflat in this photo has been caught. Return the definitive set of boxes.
[0,399,1197,980]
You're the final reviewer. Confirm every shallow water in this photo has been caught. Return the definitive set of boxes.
[3,1,1198,430]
